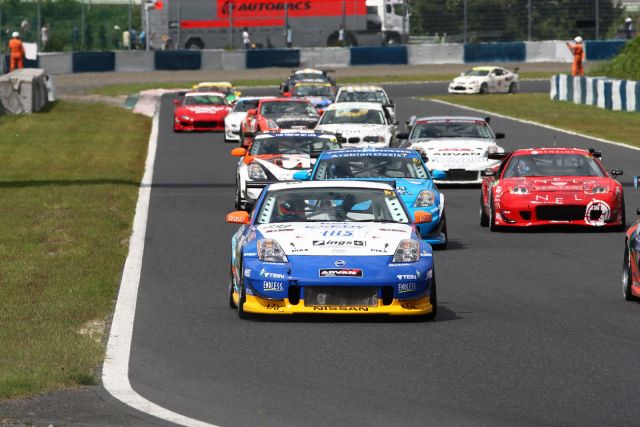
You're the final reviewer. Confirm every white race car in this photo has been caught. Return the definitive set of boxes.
[224,96,275,142]
[334,85,396,121]
[448,66,519,94]
[232,130,341,210]
[400,116,505,185]
[314,102,397,148]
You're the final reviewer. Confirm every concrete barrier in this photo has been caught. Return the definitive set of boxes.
[525,41,573,63]
[551,74,640,112]
[115,51,154,72]
[585,40,626,61]
[72,52,115,73]
[221,51,246,70]
[299,47,350,68]
[465,42,526,63]
[408,44,464,65]
[201,50,224,70]
[38,53,72,74]
[246,49,300,68]
[155,50,201,70]
[350,46,407,66]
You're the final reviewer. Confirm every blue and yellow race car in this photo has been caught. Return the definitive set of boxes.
[226,180,437,319]
[295,148,448,248]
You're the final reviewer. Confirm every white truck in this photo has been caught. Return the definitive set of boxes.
[145,0,407,50]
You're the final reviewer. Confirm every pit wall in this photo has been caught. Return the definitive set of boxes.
[551,74,640,112]
[1,40,627,75]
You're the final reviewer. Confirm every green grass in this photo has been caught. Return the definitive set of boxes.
[429,93,640,147]
[0,101,150,398]
[593,37,640,81]
[92,71,554,97]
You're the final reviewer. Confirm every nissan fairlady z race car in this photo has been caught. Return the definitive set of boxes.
[401,116,505,184]
[232,130,341,210]
[480,148,624,230]
[315,102,397,148]
[226,181,437,318]
[299,148,448,247]
[173,92,232,132]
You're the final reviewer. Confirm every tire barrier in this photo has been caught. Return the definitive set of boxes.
[155,50,201,71]
[464,42,526,63]
[584,40,626,61]
[0,68,50,114]
[246,49,300,69]
[350,46,408,66]
[551,74,640,112]
[72,52,115,73]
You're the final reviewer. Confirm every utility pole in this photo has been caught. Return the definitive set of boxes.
[463,0,468,44]
[595,0,600,40]
[81,0,85,50]
[128,0,132,50]
[227,0,233,48]
[284,2,288,46]
[342,0,346,37]
[36,0,41,49]
[402,0,407,44]
[527,0,532,41]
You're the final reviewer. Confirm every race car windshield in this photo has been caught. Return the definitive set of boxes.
[503,154,606,178]
[292,74,327,82]
[250,137,341,156]
[196,86,230,94]
[336,91,388,104]
[293,86,334,97]
[319,109,385,125]
[256,187,409,224]
[314,156,429,180]
[260,101,317,116]
[464,69,491,76]
[409,121,493,139]
[184,95,227,106]
[233,99,259,113]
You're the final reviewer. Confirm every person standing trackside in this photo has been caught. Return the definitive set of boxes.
[242,27,251,49]
[338,25,345,46]
[40,24,49,51]
[566,36,585,77]
[624,16,634,39]
[285,25,292,48]
[8,32,25,72]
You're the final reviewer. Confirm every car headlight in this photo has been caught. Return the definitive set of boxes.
[590,186,608,194]
[414,190,436,207]
[510,186,529,194]
[266,119,279,129]
[248,163,268,180]
[487,145,499,154]
[180,115,193,121]
[257,239,288,263]
[364,135,385,143]
[392,239,420,263]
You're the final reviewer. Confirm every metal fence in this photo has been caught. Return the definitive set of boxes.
[0,0,142,53]
[410,0,632,43]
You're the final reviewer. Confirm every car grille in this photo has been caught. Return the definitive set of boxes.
[535,205,585,221]
[304,286,378,307]
[443,169,479,181]
[194,121,220,128]
[278,120,316,129]
[452,86,467,90]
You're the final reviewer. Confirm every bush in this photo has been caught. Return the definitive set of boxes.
[594,37,640,81]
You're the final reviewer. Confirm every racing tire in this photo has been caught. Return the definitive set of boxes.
[480,194,489,227]
[489,198,498,232]
[479,83,488,95]
[237,280,252,319]
[437,213,448,249]
[623,245,637,301]
[616,198,627,231]
[424,275,437,321]
[234,177,244,211]
[229,266,237,309]
[508,82,518,94]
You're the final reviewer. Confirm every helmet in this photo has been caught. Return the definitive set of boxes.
[12,32,19,38]
[574,36,583,43]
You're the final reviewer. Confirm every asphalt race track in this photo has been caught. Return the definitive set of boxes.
[127,81,640,426]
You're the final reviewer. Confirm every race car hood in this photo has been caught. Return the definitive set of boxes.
[176,105,230,117]
[270,114,319,129]
[452,76,487,84]
[409,139,500,168]
[224,111,247,126]
[301,96,333,108]
[501,176,615,193]
[256,222,413,256]
[394,178,437,205]
[254,154,313,175]
[315,123,391,137]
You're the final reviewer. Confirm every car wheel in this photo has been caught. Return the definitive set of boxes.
[508,82,518,94]
[437,212,448,249]
[489,198,498,232]
[237,279,252,319]
[425,275,437,321]
[229,266,237,309]
[480,194,489,227]
[617,197,626,231]
[479,83,488,94]
[235,177,243,210]
[623,245,637,301]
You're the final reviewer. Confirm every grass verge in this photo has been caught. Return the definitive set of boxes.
[0,101,150,399]
[92,71,554,97]
[429,93,640,148]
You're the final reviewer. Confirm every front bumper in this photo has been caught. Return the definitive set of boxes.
[225,127,240,141]
[174,119,225,132]
[448,84,481,94]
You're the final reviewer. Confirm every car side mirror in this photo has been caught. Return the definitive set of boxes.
[431,170,446,180]
[231,147,246,157]
[226,211,250,224]
[293,171,310,180]
[413,211,432,224]
[481,169,496,177]
[178,91,187,96]
[611,169,623,176]
[396,132,409,140]
[636,208,640,216]
[173,99,181,105]
[495,132,505,139]
[283,92,292,97]
[247,109,257,115]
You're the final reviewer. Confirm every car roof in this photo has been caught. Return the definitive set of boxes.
[294,68,324,74]
[319,148,420,158]
[511,148,594,156]
[294,82,332,87]
[338,85,386,92]
[414,116,487,122]
[325,102,384,111]
[471,66,497,71]
[196,81,232,87]
[268,180,395,192]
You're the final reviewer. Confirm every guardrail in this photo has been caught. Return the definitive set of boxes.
[551,74,640,112]
[0,40,629,75]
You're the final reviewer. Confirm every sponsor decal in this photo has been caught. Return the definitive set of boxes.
[401,303,419,310]
[320,230,352,237]
[304,224,366,229]
[319,268,363,277]
[313,240,366,247]
[334,260,346,267]
[312,306,369,311]
[265,303,285,312]
[584,200,611,226]
[380,228,405,233]
[397,274,417,280]
[263,281,284,292]
[384,190,396,196]
[260,268,285,279]
[221,0,311,16]
[244,268,251,277]
[398,283,417,293]
[245,252,258,256]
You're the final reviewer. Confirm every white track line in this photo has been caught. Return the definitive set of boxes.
[429,98,640,152]
[102,107,220,427]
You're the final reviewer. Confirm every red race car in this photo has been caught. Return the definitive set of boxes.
[173,91,232,132]
[480,148,624,230]
[622,177,640,301]
[239,98,319,148]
